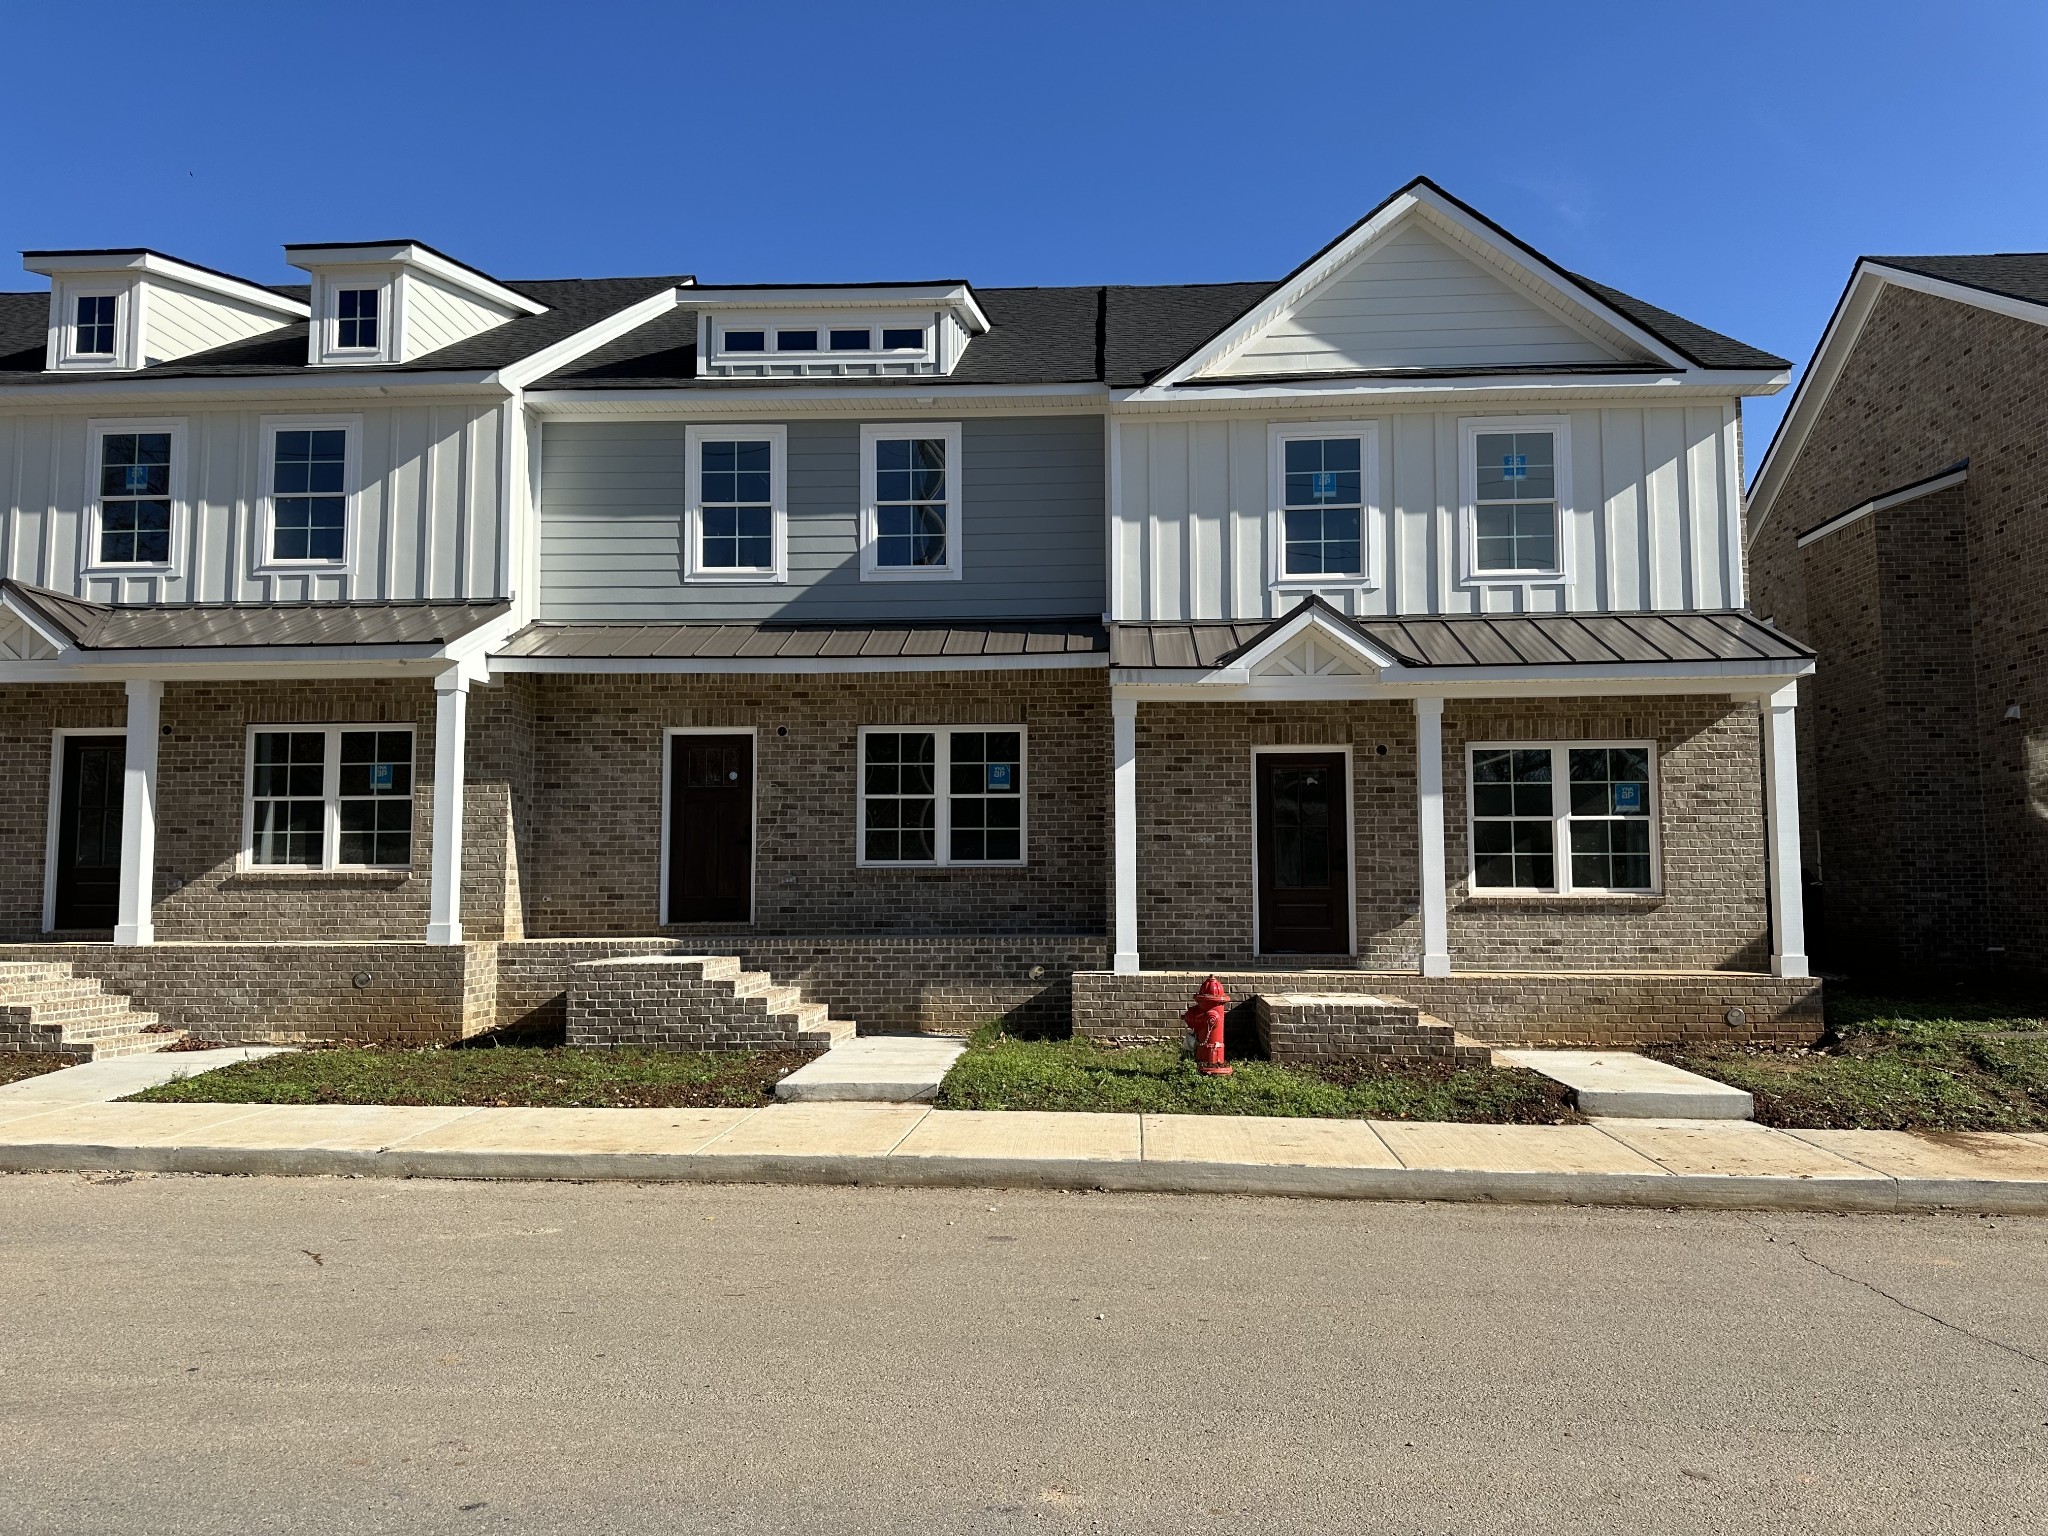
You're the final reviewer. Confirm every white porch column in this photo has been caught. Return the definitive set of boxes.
[1761,684,1810,979]
[1112,692,1140,974]
[113,677,162,946]
[1414,695,1451,977]
[426,672,469,946]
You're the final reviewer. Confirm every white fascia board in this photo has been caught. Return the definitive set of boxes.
[441,609,526,669]
[0,370,505,406]
[1226,606,1401,674]
[0,590,78,653]
[23,250,309,319]
[1119,370,1786,407]
[1795,464,1969,549]
[488,651,1107,676]
[285,244,546,315]
[1112,655,1812,699]
[688,284,988,333]
[0,650,452,683]
[523,382,1108,415]
[491,287,686,390]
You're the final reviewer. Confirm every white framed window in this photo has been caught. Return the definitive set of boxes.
[84,418,186,572]
[859,421,962,581]
[52,284,135,370]
[1459,415,1572,583]
[858,726,1025,867]
[243,724,417,871]
[335,287,381,351]
[258,415,360,570]
[1466,741,1659,896]
[711,316,934,366]
[313,274,397,365]
[1268,420,1379,589]
[74,294,118,356]
[683,424,788,583]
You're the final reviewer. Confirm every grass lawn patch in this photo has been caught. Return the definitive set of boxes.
[0,1052,66,1087]
[126,1043,820,1109]
[936,1029,1579,1123]
[1653,990,2048,1131]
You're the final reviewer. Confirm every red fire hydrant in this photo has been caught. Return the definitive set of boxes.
[1182,975,1233,1076]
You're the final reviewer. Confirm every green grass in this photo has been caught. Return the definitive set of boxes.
[0,1052,66,1087]
[1655,990,2048,1131]
[936,1027,1579,1123]
[126,1043,819,1109]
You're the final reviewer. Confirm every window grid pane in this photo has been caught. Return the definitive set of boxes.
[873,437,948,568]
[946,731,1023,863]
[97,431,172,564]
[271,429,347,561]
[336,288,379,349]
[1473,430,1559,572]
[1470,747,1555,889]
[1281,437,1364,576]
[699,439,775,569]
[337,729,414,867]
[1564,747,1653,890]
[862,732,938,863]
[250,731,328,867]
[76,295,116,355]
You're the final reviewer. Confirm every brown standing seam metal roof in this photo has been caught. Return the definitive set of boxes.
[496,619,1109,661]
[1109,609,1810,670]
[0,580,508,650]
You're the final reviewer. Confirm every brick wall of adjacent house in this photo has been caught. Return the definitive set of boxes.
[517,670,1109,938]
[1133,694,1770,974]
[1747,283,2048,973]
[1074,969,1823,1049]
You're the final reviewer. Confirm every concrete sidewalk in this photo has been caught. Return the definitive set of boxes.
[2,1094,2047,1211]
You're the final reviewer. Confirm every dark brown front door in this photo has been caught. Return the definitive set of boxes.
[667,734,753,923]
[54,735,124,931]
[1255,751,1349,955]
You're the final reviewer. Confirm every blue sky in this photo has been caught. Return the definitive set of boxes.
[4,1,2043,459]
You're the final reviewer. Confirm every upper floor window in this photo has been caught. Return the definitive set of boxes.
[859,422,962,581]
[684,424,787,583]
[1461,416,1570,581]
[74,295,117,356]
[259,416,357,568]
[1268,421,1377,588]
[724,329,767,352]
[776,329,818,352]
[335,288,379,350]
[830,328,871,351]
[93,428,174,565]
[1467,741,1657,895]
[880,327,925,350]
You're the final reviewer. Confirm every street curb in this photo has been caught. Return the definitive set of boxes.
[5,1139,2047,1213]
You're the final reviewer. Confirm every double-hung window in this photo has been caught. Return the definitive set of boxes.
[1468,742,1657,894]
[859,727,1025,866]
[684,424,786,582]
[75,295,117,356]
[1270,422,1376,585]
[246,725,415,870]
[91,425,177,566]
[860,421,962,580]
[1461,416,1570,581]
[261,417,356,566]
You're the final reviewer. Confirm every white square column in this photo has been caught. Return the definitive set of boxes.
[426,672,469,946]
[1414,695,1451,977]
[1112,692,1140,975]
[113,677,162,946]
[1761,684,1810,979]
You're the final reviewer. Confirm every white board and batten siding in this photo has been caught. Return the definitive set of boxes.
[0,401,507,605]
[1113,404,1745,621]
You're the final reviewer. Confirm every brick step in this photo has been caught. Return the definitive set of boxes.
[0,961,81,988]
[66,1029,188,1061]
[0,978,126,1009]
[0,996,162,1030]
[564,953,858,1053]
[1255,992,1492,1067]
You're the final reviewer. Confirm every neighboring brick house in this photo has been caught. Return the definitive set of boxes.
[1747,256,2048,978]
[0,179,1822,1051]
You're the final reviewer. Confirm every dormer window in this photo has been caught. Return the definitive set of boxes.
[74,296,117,356]
[831,328,870,351]
[775,329,818,352]
[335,288,379,350]
[725,330,766,352]
[881,327,925,350]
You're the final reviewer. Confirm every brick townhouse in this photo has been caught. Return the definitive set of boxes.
[1747,254,2048,978]
[0,179,1822,1056]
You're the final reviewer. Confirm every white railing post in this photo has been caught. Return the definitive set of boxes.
[1112,691,1140,974]
[426,672,469,946]
[1761,684,1809,979]
[113,677,162,946]
[1415,695,1450,977]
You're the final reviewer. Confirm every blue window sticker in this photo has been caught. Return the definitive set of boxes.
[125,466,152,492]
[1501,453,1528,481]
[986,763,1012,791]
[1612,782,1641,812]
[1311,470,1337,498]
[370,763,394,791]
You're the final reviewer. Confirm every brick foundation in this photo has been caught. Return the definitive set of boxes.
[1074,969,1823,1050]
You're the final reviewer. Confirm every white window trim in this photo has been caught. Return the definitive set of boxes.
[1267,419,1381,592]
[859,420,964,582]
[256,414,363,575]
[1458,414,1573,587]
[239,723,418,873]
[683,424,788,584]
[657,726,759,925]
[50,281,139,371]
[82,417,188,577]
[855,724,1027,868]
[310,272,401,366]
[1463,739,1662,898]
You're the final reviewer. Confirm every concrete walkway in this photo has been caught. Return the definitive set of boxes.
[2,1094,2047,1211]
[1496,1048,1756,1118]
[775,1034,967,1102]
[0,1047,285,1106]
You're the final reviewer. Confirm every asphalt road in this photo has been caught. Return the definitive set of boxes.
[2,1174,2044,1535]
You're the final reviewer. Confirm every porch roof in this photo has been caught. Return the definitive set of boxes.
[495,617,1109,661]
[0,580,510,650]
[1108,608,1813,671]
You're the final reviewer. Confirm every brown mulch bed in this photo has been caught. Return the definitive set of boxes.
[0,1052,67,1086]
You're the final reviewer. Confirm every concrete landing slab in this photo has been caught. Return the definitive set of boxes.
[774,1034,966,1102]
[1594,1118,1884,1180]
[0,1047,287,1106]
[1495,1049,1753,1119]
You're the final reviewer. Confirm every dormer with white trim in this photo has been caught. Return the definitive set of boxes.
[22,248,309,373]
[284,241,547,367]
[691,283,988,378]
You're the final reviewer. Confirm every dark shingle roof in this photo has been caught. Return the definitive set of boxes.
[498,618,1106,662]
[1565,275,1788,371]
[1110,608,1810,670]
[2,580,507,649]
[1865,253,2048,309]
